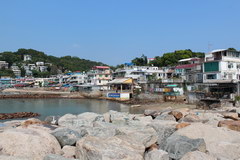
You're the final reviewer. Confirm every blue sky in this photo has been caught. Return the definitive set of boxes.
[0,0,239,65]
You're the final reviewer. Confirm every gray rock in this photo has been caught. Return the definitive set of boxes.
[179,114,201,123]
[0,155,30,160]
[144,110,161,118]
[109,110,135,125]
[51,128,82,147]
[144,149,169,160]
[155,114,176,121]
[58,112,103,128]
[164,135,206,160]
[45,116,60,125]
[148,120,177,149]
[0,128,61,160]
[44,154,76,160]
[61,145,76,159]
[115,126,157,148]
[174,123,240,160]
[76,136,144,160]
[79,126,116,139]
[180,151,217,160]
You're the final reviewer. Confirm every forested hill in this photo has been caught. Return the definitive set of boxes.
[131,49,205,67]
[0,48,107,72]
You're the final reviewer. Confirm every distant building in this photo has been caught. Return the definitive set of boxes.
[11,66,21,77]
[175,57,204,83]
[69,72,87,84]
[38,66,48,72]
[36,62,44,66]
[23,55,32,61]
[0,61,9,69]
[203,49,240,83]
[147,58,155,64]
[87,66,112,90]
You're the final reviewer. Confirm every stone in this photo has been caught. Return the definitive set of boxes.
[109,110,134,125]
[43,154,76,160]
[133,115,153,122]
[164,135,206,160]
[218,120,240,132]
[58,112,103,128]
[144,149,169,160]
[115,126,157,148]
[169,111,183,121]
[79,126,116,139]
[0,155,30,160]
[196,112,225,127]
[103,112,110,122]
[155,114,176,121]
[0,128,61,160]
[20,118,43,128]
[45,116,61,125]
[176,123,190,129]
[144,110,161,118]
[180,151,217,160]
[173,123,240,160]
[61,146,76,159]
[51,128,82,147]
[179,113,201,123]
[148,120,177,149]
[222,112,239,120]
[147,144,158,152]
[76,136,144,160]
[174,108,190,117]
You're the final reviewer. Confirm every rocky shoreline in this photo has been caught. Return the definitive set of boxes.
[0,106,240,160]
[0,112,40,120]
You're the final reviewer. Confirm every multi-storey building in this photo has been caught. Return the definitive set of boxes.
[87,66,112,90]
[68,72,87,85]
[175,57,203,83]
[23,55,32,61]
[203,49,240,83]
[11,65,21,77]
[0,61,9,69]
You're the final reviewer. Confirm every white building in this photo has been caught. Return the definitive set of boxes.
[203,49,240,83]
[38,66,48,72]
[175,58,203,83]
[11,65,21,77]
[113,65,174,83]
[87,66,112,90]
[36,62,44,66]
[69,72,87,84]
[0,61,9,69]
[23,55,32,61]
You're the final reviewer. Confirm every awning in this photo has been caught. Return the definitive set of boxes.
[108,78,133,84]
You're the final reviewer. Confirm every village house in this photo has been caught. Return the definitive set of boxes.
[0,61,9,69]
[68,72,87,85]
[87,66,112,90]
[23,55,32,61]
[175,57,204,83]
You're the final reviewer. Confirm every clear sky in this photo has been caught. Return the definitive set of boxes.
[0,0,239,65]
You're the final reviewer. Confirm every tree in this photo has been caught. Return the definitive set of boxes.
[132,54,148,66]
[149,49,205,67]
[228,48,237,51]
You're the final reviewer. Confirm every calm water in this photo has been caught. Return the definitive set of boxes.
[0,99,135,121]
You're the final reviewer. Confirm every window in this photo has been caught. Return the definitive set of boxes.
[237,64,240,69]
[99,80,101,83]
[207,74,217,79]
[228,62,233,69]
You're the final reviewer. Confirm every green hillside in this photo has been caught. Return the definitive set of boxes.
[0,48,107,77]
